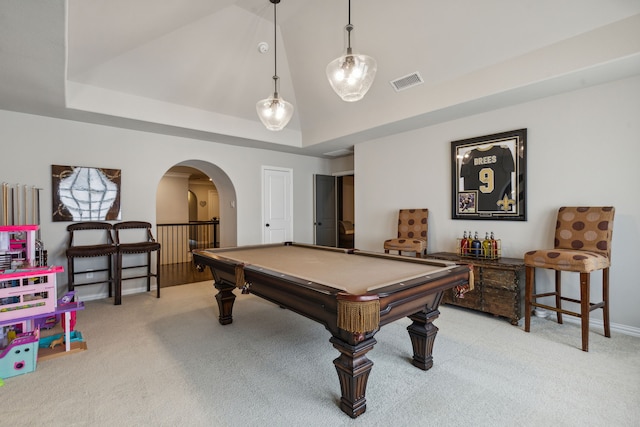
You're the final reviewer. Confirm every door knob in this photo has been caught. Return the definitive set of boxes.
[265,223,270,227]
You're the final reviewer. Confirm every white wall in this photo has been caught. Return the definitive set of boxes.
[330,155,354,174]
[156,173,190,265]
[190,182,219,221]
[355,75,640,331]
[156,173,190,223]
[0,111,333,299]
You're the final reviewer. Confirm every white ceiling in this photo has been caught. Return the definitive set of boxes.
[1,0,640,158]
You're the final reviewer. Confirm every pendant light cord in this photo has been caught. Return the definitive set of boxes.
[273,1,278,79]
[346,0,353,51]
[258,0,293,130]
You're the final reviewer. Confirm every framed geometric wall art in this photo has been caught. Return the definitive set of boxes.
[51,165,122,222]
[451,129,527,221]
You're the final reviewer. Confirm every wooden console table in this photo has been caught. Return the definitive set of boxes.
[426,252,525,325]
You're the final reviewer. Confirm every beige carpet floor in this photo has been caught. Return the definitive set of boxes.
[2,280,639,427]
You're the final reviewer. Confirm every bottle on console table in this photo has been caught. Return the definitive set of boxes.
[482,232,491,258]
[460,231,469,255]
[471,231,482,257]
[490,231,498,258]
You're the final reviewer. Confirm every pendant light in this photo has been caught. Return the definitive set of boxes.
[256,0,293,131]
[326,0,377,102]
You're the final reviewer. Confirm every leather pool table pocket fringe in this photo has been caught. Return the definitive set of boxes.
[235,264,246,288]
[337,298,381,334]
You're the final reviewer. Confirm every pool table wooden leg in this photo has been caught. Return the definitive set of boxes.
[214,281,236,325]
[330,336,377,419]
[407,308,440,370]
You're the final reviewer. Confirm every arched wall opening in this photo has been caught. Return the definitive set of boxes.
[155,160,237,287]
[174,160,237,248]
[157,160,237,249]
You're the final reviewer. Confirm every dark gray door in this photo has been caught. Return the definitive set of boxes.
[314,174,337,247]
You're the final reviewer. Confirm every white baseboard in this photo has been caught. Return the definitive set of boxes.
[76,285,157,302]
[77,285,640,337]
[552,315,640,338]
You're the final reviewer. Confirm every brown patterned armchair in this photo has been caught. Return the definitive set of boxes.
[524,206,615,351]
[383,209,428,258]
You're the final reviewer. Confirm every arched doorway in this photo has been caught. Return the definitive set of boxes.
[156,161,238,286]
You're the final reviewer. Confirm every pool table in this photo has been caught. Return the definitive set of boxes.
[193,242,472,418]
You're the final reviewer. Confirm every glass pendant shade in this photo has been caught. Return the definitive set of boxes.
[256,0,293,131]
[256,91,294,131]
[326,49,377,102]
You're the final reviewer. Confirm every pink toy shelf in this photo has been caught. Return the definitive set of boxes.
[0,225,38,268]
[0,266,61,322]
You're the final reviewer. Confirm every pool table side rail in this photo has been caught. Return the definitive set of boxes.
[377,267,470,325]
[194,247,471,300]
[196,243,466,294]
[193,246,472,337]
[221,256,470,337]
[241,263,470,337]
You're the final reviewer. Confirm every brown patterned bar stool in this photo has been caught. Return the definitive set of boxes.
[114,221,161,305]
[383,209,428,258]
[524,206,615,351]
[66,222,118,298]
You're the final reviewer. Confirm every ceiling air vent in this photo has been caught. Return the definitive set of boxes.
[389,72,424,92]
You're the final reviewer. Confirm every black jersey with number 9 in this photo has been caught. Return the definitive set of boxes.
[460,145,515,211]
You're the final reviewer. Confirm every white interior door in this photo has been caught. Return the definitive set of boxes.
[262,166,293,243]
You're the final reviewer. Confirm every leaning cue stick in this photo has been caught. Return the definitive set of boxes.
[2,183,6,225]
[4,183,7,226]
[23,184,27,225]
[13,184,16,225]
[32,186,36,227]
[17,184,21,225]
[16,184,21,225]
[36,188,41,240]
[11,186,14,225]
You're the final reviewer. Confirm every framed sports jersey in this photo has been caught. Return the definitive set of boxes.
[451,129,526,221]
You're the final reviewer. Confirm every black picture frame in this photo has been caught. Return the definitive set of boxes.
[451,129,526,221]
[52,164,122,222]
